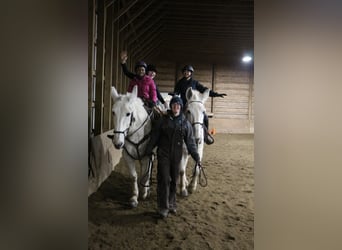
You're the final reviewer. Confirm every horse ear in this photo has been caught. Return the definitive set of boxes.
[185,87,193,101]
[128,85,138,101]
[202,89,210,102]
[111,86,119,100]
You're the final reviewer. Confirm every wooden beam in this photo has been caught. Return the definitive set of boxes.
[116,0,155,31]
[94,0,105,136]
[112,0,139,23]
[119,0,164,33]
[103,4,114,131]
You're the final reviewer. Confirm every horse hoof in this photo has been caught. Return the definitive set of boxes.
[129,200,138,208]
[188,187,196,194]
[181,189,188,197]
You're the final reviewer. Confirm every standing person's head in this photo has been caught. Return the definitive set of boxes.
[146,64,157,79]
[182,65,194,80]
[135,61,147,78]
[169,96,183,117]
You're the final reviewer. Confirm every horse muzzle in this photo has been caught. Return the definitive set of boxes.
[114,142,124,149]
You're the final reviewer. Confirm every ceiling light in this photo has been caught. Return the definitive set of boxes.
[242,55,252,63]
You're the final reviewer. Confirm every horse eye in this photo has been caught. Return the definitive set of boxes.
[112,111,115,116]
[187,110,191,114]
[126,113,130,117]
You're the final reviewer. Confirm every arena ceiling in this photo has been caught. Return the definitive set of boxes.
[113,0,253,64]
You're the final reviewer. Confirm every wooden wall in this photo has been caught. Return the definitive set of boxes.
[147,62,254,133]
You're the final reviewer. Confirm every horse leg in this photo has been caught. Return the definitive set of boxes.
[139,156,152,200]
[188,164,200,193]
[179,147,190,197]
[123,152,139,208]
[189,142,204,193]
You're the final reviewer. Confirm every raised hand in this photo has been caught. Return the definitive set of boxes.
[120,50,128,64]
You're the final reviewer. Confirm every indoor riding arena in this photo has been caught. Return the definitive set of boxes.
[88,0,254,249]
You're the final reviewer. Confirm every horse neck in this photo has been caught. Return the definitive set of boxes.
[127,103,151,139]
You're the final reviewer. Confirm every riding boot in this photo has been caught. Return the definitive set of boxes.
[204,127,214,145]
[203,114,214,145]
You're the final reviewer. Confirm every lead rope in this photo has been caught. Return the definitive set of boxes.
[191,162,208,187]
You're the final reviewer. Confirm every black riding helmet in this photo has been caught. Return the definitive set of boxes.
[135,61,147,71]
[146,64,157,73]
[170,96,183,109]
[182,65,194,73]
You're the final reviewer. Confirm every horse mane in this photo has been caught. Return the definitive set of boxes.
[115,92,144,108]
[189,89,201,101]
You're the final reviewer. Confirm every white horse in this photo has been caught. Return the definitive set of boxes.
[179,88,210,196]
[110,85,154,208]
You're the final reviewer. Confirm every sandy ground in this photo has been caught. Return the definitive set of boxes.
[88,134,254,250]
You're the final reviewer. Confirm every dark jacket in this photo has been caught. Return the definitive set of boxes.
[146,110,200,163]
[121,63,165,104]
[174,77,220,106]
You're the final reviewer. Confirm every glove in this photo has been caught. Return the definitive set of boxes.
[148,100,156,108]
[216,93,227,98]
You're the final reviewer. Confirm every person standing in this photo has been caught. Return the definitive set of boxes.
[146,96,200,218]
[173,65,227,144]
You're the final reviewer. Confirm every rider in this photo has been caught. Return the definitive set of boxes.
[120,51,166,107]
[173,65,227,145]
[127,61,157,108]
[146,96,200,218]
[145,64,168,109]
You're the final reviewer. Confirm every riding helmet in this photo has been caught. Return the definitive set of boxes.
[182,65,194,73]
[146,64,157,73]
[170,96,183,109]
[135,61,147,71]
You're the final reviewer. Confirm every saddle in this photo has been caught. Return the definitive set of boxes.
[143,105,164,121]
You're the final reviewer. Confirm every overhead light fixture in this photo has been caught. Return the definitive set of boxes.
[242,55,252,63]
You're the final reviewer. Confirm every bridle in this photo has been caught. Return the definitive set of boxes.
[113,110,153,160]
[186,100,205,128]
[113,112,134,137]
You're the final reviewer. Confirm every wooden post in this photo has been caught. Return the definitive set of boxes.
[211,64,215,113]
[247,64,253,132]
[94,0,105,136]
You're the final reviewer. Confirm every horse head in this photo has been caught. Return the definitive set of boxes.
[185,88,210,145]
[111,85,138,149]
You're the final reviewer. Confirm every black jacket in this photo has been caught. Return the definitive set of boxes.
[174,77,220,106]
[146,110,200,163]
